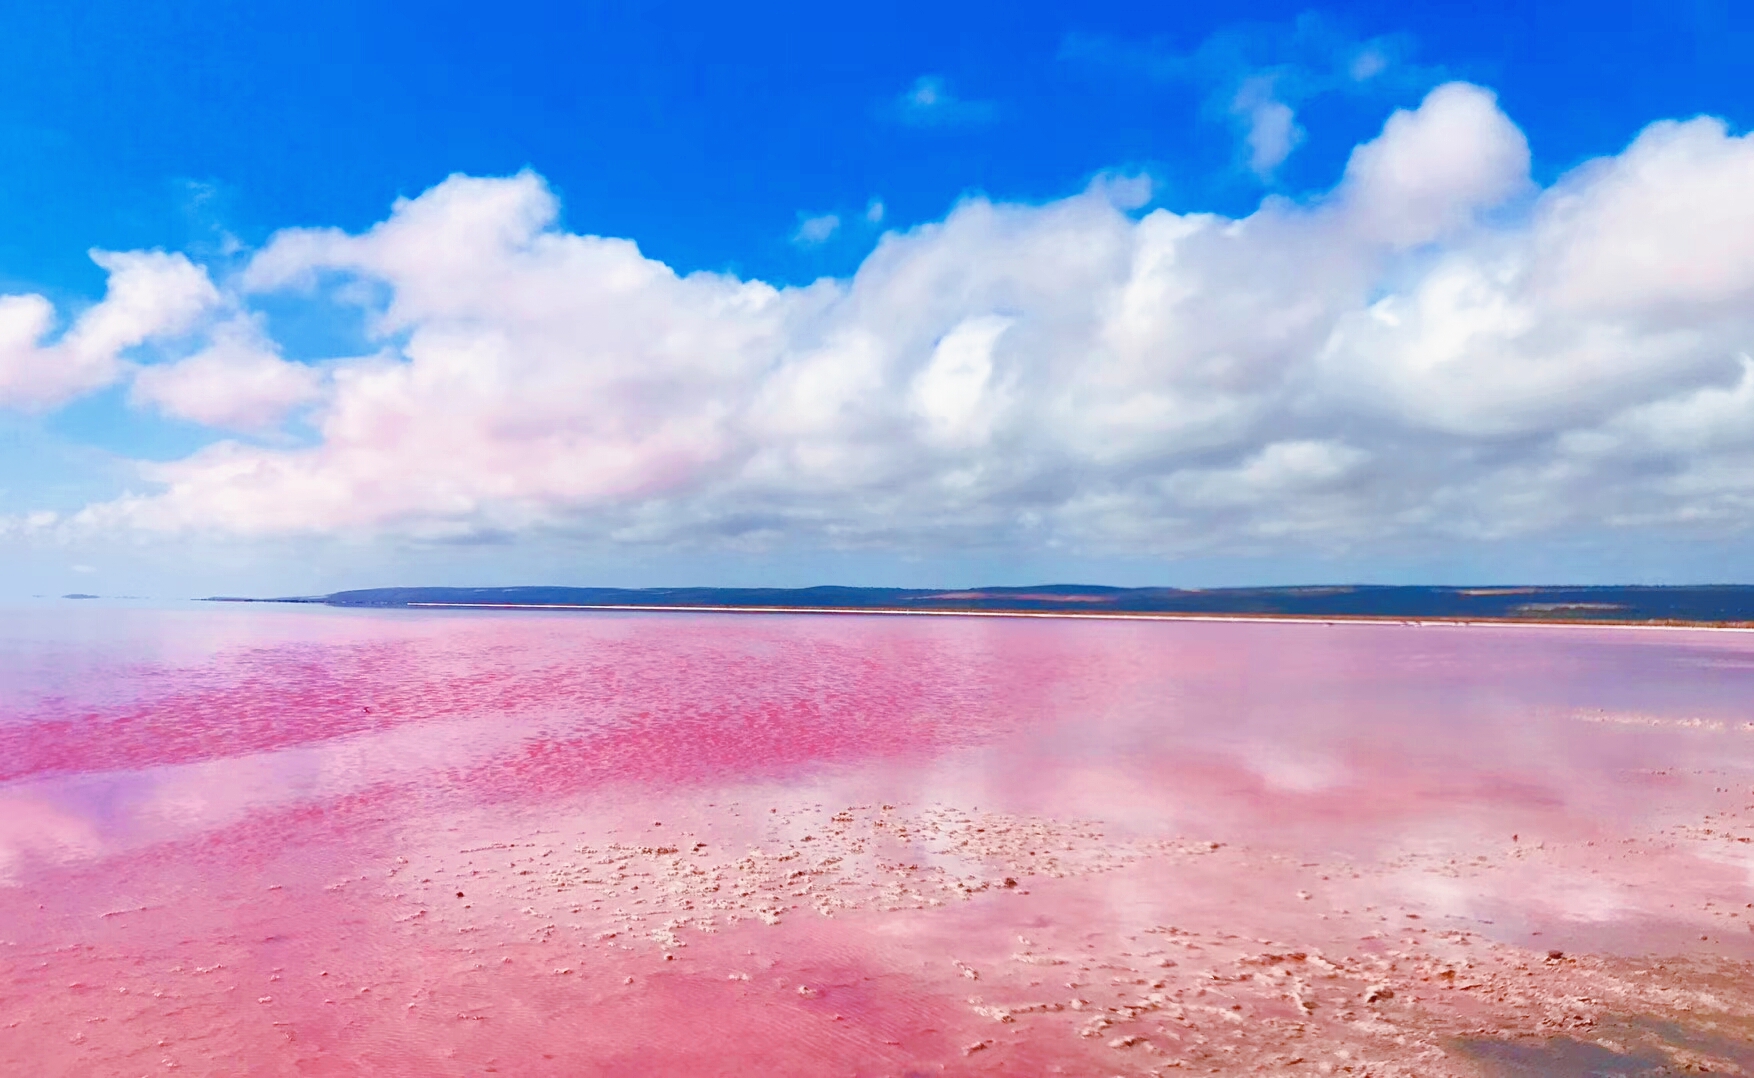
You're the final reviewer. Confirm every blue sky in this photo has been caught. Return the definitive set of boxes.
[4,1,1754,595]
[3,1,1747,293]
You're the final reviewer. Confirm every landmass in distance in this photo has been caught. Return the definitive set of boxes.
[201,584,1754,626]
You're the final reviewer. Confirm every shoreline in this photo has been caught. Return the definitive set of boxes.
[392,601,1754,632]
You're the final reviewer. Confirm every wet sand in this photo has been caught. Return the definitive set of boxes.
[1,605,1752,1075]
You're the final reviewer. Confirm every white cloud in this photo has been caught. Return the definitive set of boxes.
[1086,171,1154,211]
[909,315,1011,446]
[130,316,325,431]
[1232,76,1305,176]
[1338,83,1530,248]
[1170,441,1370,507]
[43,83,1754,568]
[0,250,218,410]
[1349,47,1389,82]
[1064,16,1445,180]
[792,213,840,247]
[1532,116,1754,313]
[893,76,997,128]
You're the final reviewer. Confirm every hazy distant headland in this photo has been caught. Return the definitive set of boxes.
[203,584,1754,626]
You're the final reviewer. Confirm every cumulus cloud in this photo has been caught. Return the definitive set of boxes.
[44,82,1754,566]
[0,251,218,410]
[1338,82,1530,248]
[130,317,325,431]
[908,315,1012,446]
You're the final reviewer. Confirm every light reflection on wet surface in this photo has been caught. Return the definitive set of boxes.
[2,603,1752,1075]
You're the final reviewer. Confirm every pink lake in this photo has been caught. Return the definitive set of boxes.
[3,601,1753,1076]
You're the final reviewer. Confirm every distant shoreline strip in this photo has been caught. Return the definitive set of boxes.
[398,602,1754,632]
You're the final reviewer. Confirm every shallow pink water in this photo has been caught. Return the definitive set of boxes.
[3,603,1753,1075]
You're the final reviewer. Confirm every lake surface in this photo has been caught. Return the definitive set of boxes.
[3,602,1753,1075]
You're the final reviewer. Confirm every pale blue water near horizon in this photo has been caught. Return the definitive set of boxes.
[2,600,1753,1075]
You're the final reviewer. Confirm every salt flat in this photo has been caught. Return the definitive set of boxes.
[2,603,1752,1075]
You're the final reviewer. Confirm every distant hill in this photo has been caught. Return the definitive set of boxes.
[203,584,1754,625]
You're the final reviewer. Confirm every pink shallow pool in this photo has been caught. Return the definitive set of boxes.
[3,603,1754,1076]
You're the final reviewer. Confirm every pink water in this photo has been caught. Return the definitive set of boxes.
[3,603,1753,1075]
